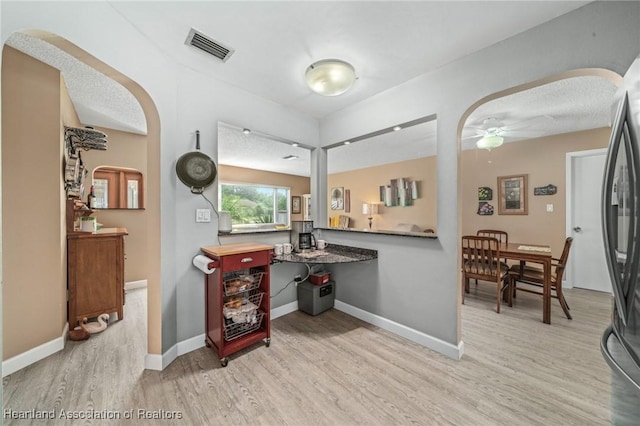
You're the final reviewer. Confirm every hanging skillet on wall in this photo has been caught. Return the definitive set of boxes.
[176,130,217,194]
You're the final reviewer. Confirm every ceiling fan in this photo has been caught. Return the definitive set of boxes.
[463,115,553,150]
[466,117,507,149]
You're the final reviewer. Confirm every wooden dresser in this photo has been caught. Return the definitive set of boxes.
[67,227,128,329]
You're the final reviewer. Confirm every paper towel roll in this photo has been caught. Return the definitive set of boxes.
[193,255,216,274]
[219,211,232,233]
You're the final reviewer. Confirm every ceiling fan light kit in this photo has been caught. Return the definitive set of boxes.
[476,134,504,150]
[305,59,356,96]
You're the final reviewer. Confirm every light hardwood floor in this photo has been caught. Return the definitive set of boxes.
[3,286,616,425]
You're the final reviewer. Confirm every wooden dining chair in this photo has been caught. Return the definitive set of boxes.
[461,236,510,313]
[508,237,573,319]
[475,229,509,285]
[476,229,508,245]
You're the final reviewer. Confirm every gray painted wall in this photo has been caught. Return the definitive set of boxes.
[172,68,319,344]
[319,231,450,342]
[318,1,640,347]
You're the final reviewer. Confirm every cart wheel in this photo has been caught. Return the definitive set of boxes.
[220,357,228,367]
[205,340,210,348]
[264,338,271,348]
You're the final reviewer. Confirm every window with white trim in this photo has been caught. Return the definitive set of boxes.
[220,182,290,229]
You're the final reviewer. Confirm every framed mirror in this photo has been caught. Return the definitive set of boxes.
[217,122,312,233]
[92,166,144,209]
[326,115,437,233]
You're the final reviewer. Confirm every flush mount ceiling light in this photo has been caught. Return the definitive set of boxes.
[476,134,504,150]
[305,59,356,96]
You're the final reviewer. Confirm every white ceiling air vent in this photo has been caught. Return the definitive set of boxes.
[185,28,234,62]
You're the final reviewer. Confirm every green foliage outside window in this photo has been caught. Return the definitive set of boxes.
[221,183,289,226]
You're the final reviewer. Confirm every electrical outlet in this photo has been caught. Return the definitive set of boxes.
[546,204,554,212]
[196,208,211,223]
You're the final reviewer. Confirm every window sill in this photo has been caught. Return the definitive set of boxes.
[220,228,291,236]
[92,208,146,211]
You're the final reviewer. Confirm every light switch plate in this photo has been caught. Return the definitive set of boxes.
[196,208,211,223]
[546,204,554,212]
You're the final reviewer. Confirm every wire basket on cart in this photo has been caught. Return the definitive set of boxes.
[224,310,265,341]
[223,272,264,296]
[223,290,265,341]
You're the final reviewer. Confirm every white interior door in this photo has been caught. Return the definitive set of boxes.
[567,149,610,293]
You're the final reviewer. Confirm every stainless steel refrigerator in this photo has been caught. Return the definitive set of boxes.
[601,55,640,423]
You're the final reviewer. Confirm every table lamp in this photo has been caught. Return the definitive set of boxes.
[362,203,379,230]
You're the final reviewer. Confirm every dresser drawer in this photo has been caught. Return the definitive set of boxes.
[220,250,270,271]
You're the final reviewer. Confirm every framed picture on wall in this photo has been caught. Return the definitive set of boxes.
[331,187,344,210]
[344,189,351,213]
[498,174,528,215]
[291,195,301,214]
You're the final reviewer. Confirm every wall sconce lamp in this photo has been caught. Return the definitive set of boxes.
[362,203,380,230]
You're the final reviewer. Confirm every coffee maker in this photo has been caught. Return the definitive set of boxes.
[291,220,316,251]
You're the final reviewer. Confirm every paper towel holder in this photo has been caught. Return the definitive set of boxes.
[192,254,219,274]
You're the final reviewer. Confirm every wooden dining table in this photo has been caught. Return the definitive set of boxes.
[499,242,553,324]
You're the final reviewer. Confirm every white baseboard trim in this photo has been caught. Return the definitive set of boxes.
[2,322,69,377]
[147,335,206,371]
[143,300,465,371]
[177,333,206,356]
[271,301,298,320]
[144,353,164,371]
[334,300,464,360]
[145,303,300,371]
[144,334,210,371]
[144,342,178,371]
[125,280,147,291]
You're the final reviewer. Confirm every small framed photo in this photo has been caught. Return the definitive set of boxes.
[498,174,528,215]
[478,186,493,200]
[331,187,344,210]
[291,195,301,214]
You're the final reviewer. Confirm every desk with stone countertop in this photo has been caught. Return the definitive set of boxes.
[273,244,377,317]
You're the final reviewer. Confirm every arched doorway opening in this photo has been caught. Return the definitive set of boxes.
[1,30,161,374]
[457,68,620,325]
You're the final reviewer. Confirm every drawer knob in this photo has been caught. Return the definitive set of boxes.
[241,257,253,263]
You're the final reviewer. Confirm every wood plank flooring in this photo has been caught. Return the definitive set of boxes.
[3,286,617,425]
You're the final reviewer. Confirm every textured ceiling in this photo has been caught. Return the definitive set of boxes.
[4,2,615,175]
[107,1,589,119]
[461,75,618,149]
[218,122,311,177]
[5,1,589,129]
[5,32,147,135]
[223,75,617,175]
[328,119,437,174]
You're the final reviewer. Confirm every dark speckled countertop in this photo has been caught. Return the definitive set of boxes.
[273,243,377,264]
[317,227,437,238]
